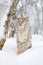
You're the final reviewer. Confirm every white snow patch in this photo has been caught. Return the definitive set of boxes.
[0,34,43,65]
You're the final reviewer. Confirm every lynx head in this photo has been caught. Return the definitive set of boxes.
[17,17,28,26]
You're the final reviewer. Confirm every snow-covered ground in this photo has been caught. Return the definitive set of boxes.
[0,34,43,65]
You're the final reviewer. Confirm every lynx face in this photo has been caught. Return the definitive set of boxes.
[17,17,28,26]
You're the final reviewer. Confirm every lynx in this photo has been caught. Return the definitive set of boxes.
[16,17,32,54]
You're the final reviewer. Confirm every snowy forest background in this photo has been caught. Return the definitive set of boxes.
[0,0,43,39]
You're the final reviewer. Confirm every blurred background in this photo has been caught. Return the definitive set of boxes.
[0,0,43,37]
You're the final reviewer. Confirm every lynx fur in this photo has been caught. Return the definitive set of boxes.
[16,17,32,54]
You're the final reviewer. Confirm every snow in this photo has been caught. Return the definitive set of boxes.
[0,34,43,65]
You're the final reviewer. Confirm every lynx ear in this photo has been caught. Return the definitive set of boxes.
[24,17,28,21]
[17,18,20,20]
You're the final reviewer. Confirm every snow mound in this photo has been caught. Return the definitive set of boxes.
[0,35,43,65]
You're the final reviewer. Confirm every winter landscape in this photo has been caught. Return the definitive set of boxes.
[0,0,43,65]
